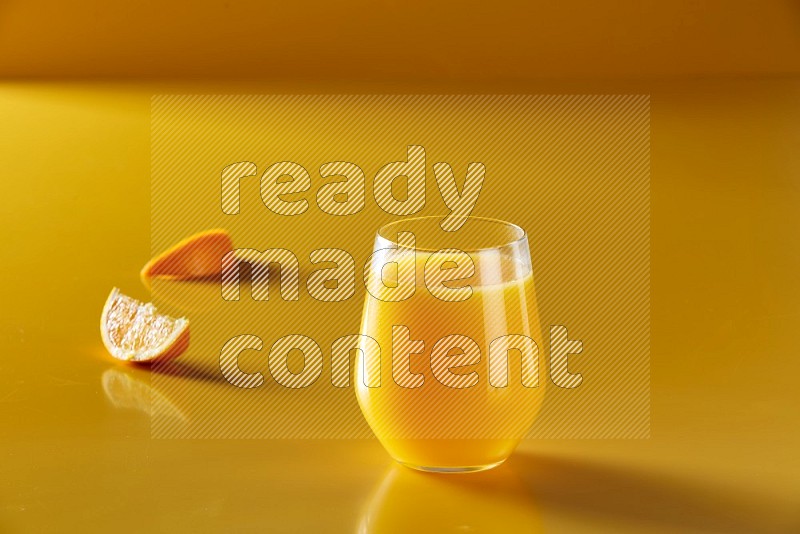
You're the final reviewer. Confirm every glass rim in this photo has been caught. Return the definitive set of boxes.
[376,215,528,253]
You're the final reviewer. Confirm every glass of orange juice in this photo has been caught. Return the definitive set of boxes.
[356,216,544,472]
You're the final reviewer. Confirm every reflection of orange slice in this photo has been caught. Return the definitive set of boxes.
[101,367,188,423]
[100,288,190,363]
[140,229,232,285]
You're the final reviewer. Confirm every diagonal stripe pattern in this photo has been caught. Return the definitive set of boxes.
[150,94,650,440]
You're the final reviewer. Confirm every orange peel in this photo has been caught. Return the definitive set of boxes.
[140,229,232,285]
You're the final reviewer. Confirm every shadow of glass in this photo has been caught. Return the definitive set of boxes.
[358,463,541,533]
[508,452,789,533]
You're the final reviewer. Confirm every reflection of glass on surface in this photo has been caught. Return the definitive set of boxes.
[358,463,541,533]
[356,216,545,472]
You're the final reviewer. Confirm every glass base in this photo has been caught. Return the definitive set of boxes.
[399,459,505,474]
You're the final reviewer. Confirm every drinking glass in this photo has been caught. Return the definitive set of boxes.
[356,216,544,472]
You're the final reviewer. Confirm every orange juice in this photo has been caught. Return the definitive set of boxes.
[356,249,544,471]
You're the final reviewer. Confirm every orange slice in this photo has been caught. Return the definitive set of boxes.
[140,229,232,285]
[100,288,190,363]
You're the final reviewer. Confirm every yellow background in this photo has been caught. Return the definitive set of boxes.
[1,1,799,532]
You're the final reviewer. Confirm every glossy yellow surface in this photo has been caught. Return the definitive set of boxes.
[1,77,798,532]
